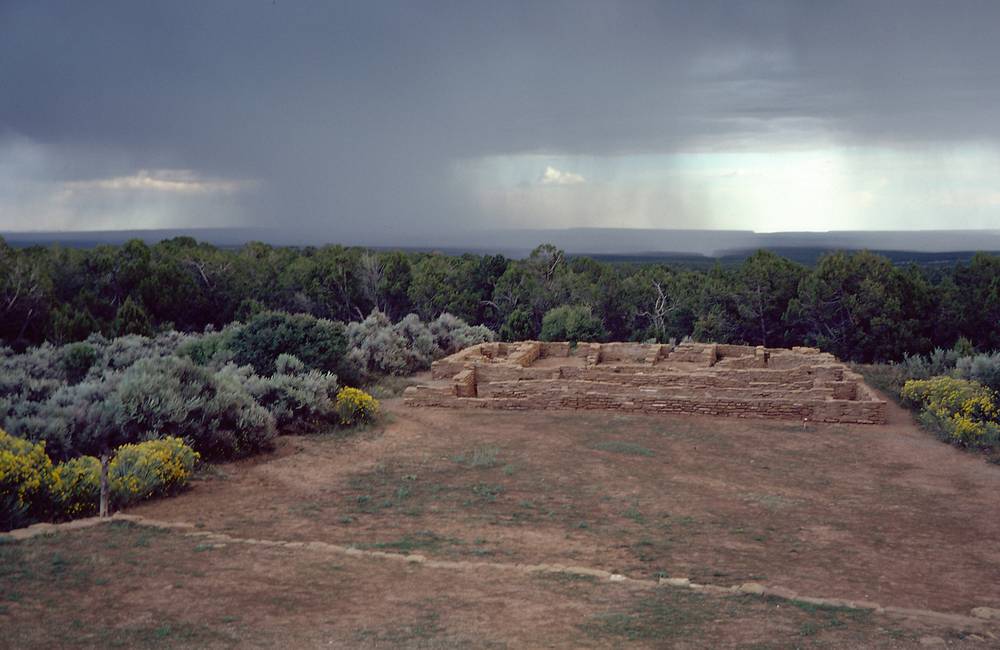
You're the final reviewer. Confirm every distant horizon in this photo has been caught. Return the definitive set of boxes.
[6,224,1000,234]
[5,225,1000,258]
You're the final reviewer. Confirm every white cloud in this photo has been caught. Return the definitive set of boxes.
[60,169,254,195]
[0,138,255,230]
[538,165,585,186]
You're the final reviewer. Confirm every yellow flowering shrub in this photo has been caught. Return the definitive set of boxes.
[335,387,380,426]
[901,377,996,416]
[1,428,56,529]
[2,430,200,530]
[51,455,101,518]
[110,437,200,506]
[903,377,1000,447]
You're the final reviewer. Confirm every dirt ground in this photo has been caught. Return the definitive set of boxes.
[3,386,1000,647]
[4,521,976,649]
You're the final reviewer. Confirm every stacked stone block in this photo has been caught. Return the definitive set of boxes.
[410,341,888,425]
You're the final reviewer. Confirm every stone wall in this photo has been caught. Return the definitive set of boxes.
[410,341,887,425]
[407,381,885,424]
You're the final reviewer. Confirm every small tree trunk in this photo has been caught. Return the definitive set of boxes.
[99,453,110,518]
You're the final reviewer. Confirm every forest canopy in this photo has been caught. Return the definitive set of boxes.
[2,236,998,363]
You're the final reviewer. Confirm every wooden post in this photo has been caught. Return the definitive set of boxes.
[99,453,110,518]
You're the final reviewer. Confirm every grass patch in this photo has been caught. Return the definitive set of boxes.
[758,595,873,636]
[622,503,645,524]
[60,617,234,649]
[589,440,655,457]
[535,571,598,584]
[452,446,500,468]
[354,610,444,644]
[466,483,504,505]
[358,531,455,553]
[581,590,708,641]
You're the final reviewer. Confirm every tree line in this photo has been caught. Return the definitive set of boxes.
[2,236,998,363]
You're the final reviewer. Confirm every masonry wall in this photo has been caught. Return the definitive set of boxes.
[412,341,888,425]
[406,379,885,424]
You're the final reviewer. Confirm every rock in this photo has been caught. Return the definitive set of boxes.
[660,577,691,587]
[762,585,798,600]
[971,607,1000,620]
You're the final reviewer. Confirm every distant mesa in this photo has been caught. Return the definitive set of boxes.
[3,227,1000,262]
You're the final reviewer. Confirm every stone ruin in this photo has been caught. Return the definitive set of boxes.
[403,341,888,425]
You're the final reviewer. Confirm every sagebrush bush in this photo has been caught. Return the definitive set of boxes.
[1,310,459,469]
[347,309,495,379]
[858,344,975,401]
[116,356,275,460]
[225,358,340,432]
[87,331,195,374]
[347,309,437,377]
[176,329,235,368]
[900,347,961,381]
[956,352,1000,394]
[335,387,380,426]
[429,312,494,355]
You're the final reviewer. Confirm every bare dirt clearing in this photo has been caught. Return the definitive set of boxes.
[4,390,1000,647]
[130,395,1000,614]
[4,521,972,649]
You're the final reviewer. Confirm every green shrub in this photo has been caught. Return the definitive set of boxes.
[916,409,1000,449]
[499,308,536,342]
[48,304,100,345]
[176,331,231,366]
[335,387,380,427]
[60,343,97,384]
[540,305,607,344]
[113,296,153,337]
[235,298,265,322]
[227,311,355,383]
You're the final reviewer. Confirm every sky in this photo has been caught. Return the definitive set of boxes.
[2,0,1000,242]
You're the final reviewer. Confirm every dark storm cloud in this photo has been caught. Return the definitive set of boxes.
[2,1,1000,237]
